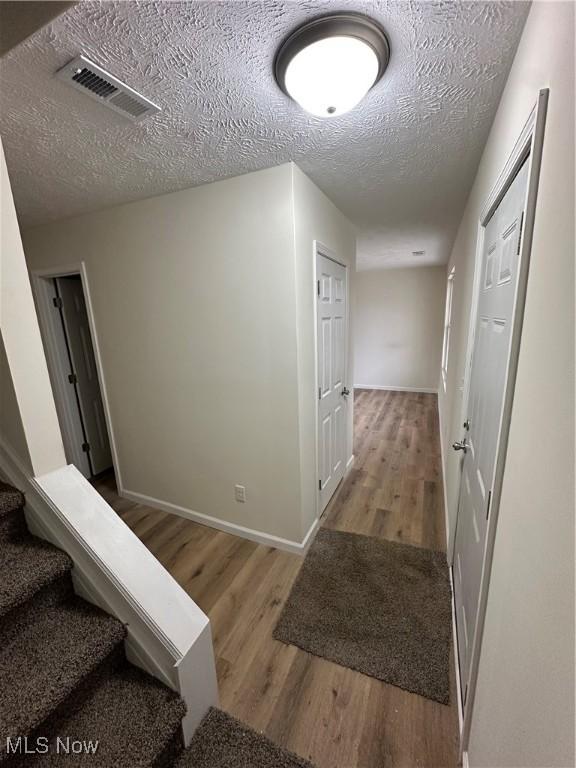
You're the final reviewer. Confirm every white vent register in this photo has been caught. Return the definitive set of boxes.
[55,55,161,122]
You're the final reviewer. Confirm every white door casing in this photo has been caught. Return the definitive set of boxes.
[316,251,348,514]
[453,159,530,699]
[56,276,113,476]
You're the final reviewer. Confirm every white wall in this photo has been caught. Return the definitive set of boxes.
[291,164,356,535]
[0,138,65,476]
[23,163,354,547]
[23,164,303,542]
[438,2,575,765]
[354,266,445,392]
[0,334,31,470]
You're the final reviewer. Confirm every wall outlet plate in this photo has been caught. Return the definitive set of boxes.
[234,484,246,503]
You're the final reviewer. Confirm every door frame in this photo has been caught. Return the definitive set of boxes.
[456,89,549,757]
[313,240,350,520]
[30,262,121,484]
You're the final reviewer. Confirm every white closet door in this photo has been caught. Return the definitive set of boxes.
[317,253,348,513]
[453,159,529,700]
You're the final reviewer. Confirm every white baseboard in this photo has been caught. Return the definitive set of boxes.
[345,454,355,472]
[120,487,319,556]
[354,384,439,394]
[449,565,465,735]
[462,750,470,768]
[299,517,320,554]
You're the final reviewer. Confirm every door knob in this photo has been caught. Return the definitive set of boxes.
[341,387,350,397]
[452,440,467,453]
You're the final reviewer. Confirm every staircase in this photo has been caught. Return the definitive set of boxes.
[0,480,313,767]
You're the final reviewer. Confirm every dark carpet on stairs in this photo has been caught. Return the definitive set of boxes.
[175,708,314,768]
[9,663,187,768]
[273,528,452,704]
[0,479,318,767]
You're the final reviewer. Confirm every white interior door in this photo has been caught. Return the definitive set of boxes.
[317,252,348,513]
[56,276,112,476]
[453,158,529,700]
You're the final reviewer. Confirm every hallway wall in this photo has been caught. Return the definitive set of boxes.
[22,163,354,547]
[0,334,31,471]
[23,165,304,543]
[438,2,575,765]
[354,266,445,392]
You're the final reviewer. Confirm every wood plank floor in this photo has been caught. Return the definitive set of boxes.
[94,389,460,767]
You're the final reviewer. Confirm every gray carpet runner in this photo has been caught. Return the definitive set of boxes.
[273,528,452,704]
[0,480,315,767]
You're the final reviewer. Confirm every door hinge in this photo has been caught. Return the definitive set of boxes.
[318,479,322,491]
[52,296,63,309]
[486,489,492,520]
[68,373,78,384]
[517,211,524,255]
[318,387,321,400]
[463,683,468,705]
[317,280,320,297]
[82,442,91,453]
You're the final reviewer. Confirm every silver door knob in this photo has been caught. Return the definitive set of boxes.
[342,387,350,397]
[452,440,467,453]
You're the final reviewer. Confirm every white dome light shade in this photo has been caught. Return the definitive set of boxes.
[284,36,379,118]
[275,14,390,119]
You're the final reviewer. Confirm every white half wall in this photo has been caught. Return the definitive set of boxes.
[354,266,445,391]
[438,2,575,765]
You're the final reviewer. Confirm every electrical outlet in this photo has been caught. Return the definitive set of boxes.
[234,484,246,503]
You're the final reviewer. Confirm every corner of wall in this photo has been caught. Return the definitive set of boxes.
[0,137,66,477]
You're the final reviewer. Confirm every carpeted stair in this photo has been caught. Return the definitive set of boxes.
[174,708,314,768]
[0,479,185,766]
[0,480,314,767]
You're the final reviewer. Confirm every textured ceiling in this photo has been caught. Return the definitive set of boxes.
[0,0,529,268]
[0,2,75,57]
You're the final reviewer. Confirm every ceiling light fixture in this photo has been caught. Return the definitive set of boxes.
[274,13,390,118]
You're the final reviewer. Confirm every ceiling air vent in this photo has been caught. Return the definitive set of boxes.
[412,250,426,257]
[55,55,161,122]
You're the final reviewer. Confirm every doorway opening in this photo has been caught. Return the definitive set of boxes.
[31,265,115,481]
